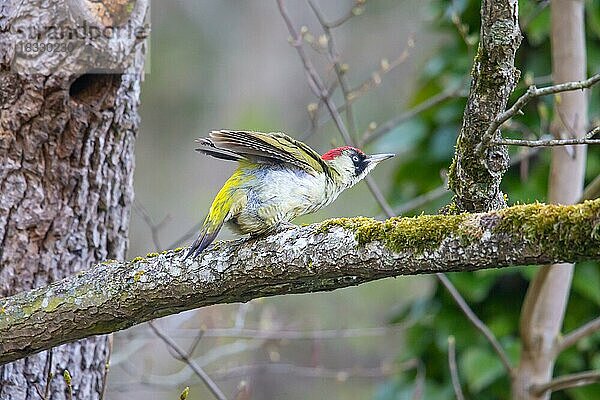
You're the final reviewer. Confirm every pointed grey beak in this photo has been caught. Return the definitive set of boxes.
[366,153,395,164]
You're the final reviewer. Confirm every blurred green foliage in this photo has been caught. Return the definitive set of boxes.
[379,0,600,398]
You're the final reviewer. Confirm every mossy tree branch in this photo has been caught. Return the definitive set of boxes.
[2,200,600,365]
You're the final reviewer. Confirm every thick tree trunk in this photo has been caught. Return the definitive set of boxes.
[513,1,588,399]
[0,0,147,398]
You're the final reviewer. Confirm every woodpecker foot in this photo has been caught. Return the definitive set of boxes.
[274,222,296,232]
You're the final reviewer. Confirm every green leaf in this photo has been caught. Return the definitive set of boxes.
[524,7,551,46]
[567,382,600,400]
[460,347,505,393]
[572,262,600,306]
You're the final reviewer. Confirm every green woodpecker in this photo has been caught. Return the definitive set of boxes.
[184,130,394,259]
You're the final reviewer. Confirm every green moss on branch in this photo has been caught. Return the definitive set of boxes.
[320,200,600,256]
[319,214,472,253]
[494,200,600,258]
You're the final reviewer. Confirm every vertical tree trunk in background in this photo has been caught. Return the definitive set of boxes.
[0,0,147,398]
[514,1,588,399]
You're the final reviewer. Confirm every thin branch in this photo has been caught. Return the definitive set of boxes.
[530,370,600,396]
[302,43,413,140]
[558,316,600,353]
[583,174,600,201]
[346,46,412,105]
[34,385,45,400]
[148,321,228,400]
[324,5,359,29]
[185,330,205,359]
[394,185,450,215]
[482,73,600,149]
[277,0,353,144]
[44,348,54,400]
[134,201,171,251]
[361,86,466,146]
[493,126,600,147]
[447,336,465,400]
[494,138,600,147]
[308,0,357,138]
[169,222,202,249]
[492,138,600,147]
[436,273,515,377]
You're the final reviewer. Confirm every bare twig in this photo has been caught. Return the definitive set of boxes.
[520,0,550,30]
[185,330,205,359]
[134,201,171,251]
[394,185,450,215]
[169,222,202,249]
[361,86,466,146]
[44,348,54,400]
[493,126,600,147]
[148,321,228,400]
[324,5,359,29]
[530,370,600,396]
[494,137,600,147]
[302,43,413,140]
[436,274,514,377]
[558,316,600,353]
[583,174,600,201]
[308,0,358,138]
[447,336,465,400]
[428,143,541,380]
[482,73,600,150]
[34,385,45,400]
[450,12,476,53]
[347,46,412,106]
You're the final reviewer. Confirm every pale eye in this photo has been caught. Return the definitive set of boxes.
[352,155,359,162]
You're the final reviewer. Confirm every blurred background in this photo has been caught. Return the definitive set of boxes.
[107,0,600,399]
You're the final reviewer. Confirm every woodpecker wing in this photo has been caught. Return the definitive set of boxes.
[198,130,328,175]
[195,137,248,162]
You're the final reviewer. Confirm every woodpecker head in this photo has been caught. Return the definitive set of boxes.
[321,146,395,188]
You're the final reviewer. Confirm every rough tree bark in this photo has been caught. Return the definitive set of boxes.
[514,1,589,399]
[0,0,147,399]
[447,0,521,212]
[2,200,600,365]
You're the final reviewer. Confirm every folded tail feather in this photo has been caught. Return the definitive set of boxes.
[183,220,224,260]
